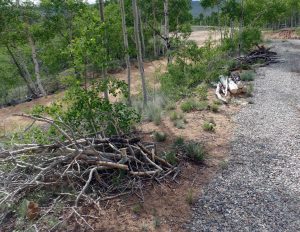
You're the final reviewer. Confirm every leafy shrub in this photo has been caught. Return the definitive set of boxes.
[30,79,140,141]
[153,131,167,142]
[241,71,255,81]
[241,27,262,52]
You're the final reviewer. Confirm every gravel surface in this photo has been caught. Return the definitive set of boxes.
[187,41,300,232]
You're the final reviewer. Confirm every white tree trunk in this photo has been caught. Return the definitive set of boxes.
[28,34,47,96]
[164,0,170,63]
[120,0,131,105]
[132,0,148,106]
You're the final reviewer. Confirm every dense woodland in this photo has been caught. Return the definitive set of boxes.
[0,0,300,231]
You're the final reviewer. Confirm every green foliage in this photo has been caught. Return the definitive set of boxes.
[29,80,140,141]
[144,102,162,125]
[132,203,143,215]
[241,71,255,82]
[195,83,208,100]
[173,119,186,129]
[202,121,216,132]
[169,111,184,121]
[241,27,262,51]
[161,41,230,99]
[164,151,178,165]
[184,141,206,163]
[209,103,219,113]
[153,131,167,142]
[185,188,195,205]
[181,99,208,113]
[173,137,185,148]
[246,83,254,97]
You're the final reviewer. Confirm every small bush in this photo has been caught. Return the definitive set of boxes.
[153,131,167,142]
[184,141,206,163]
[241,71,255,82]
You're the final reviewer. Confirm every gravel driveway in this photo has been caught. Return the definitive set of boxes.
[187,40,300,232]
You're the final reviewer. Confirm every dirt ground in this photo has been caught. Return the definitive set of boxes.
[0,30,241,232]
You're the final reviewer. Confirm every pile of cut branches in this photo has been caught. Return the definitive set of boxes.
[237,45,281,66]
[0,114,177,230]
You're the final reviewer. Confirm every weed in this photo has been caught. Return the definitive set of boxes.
[195,83,208,100]
[144,102,162,125]
[132,203,143,215]
[164,151,178,165]
[181,99,197,112]
[196,101,209,111]
[153,131,167,142]
[246,83,254,97]
[241,71,255,82]
[202,121,215,132]
[173,137,185,148]
[213,100,222,105]
[17,199,29,219]
[165,101,176,111]
[170,111,178,121]
[185,188,195,205]
[184,142,206,163]
[209,103,219,113]
[174,119,186,129]
[153,216,161,228]
[140,223,148,232]
[181,99,208,112]
[220,160,228,169]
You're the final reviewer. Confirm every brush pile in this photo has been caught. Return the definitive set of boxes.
[0,114,176,209]
[237,45,280,66]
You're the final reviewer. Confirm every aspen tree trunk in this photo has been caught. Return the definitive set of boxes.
[132,0,148,106]
[98,0,109,100]
[6,45,39,97]
[138,8,146,60]
[152,0,158,57]
[119,0,132,105]
[164,0,170,63]
[238,0,244,57]
[28,34,47,96]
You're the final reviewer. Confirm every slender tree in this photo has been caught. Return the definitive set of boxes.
[132,0,147,106]
[98,0,109,100]
[164,0,170,63]
[119,0,131,105]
